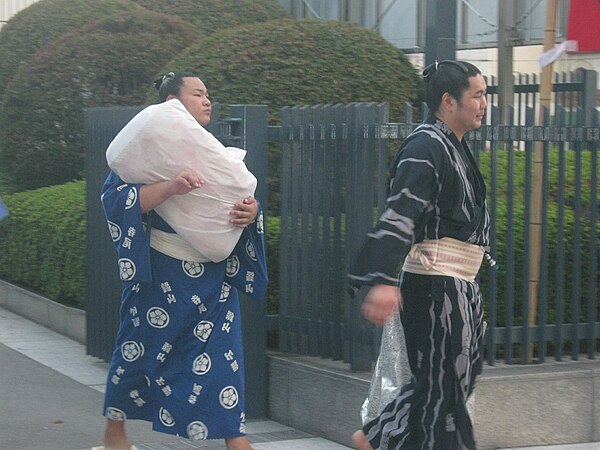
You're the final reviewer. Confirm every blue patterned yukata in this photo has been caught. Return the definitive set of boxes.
[100,171,267,441]
[349,114,490,449]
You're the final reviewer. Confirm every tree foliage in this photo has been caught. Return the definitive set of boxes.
[0,0,143,98]
[131,0,288,29]
[0,11,196,192]
[158,19,421,122]
[0,0,294,193]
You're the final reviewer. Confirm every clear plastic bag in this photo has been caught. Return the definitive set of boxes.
[361,308,412,425]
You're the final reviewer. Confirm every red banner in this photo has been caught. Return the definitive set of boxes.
[567,0,600,52]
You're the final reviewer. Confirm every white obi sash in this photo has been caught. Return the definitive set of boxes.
[402,237,485,282]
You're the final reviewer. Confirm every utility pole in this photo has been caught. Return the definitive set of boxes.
[527,0,558,363]
[497,0,517,125]
[424,0,457,65]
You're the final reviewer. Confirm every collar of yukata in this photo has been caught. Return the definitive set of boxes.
[427,114,453,136]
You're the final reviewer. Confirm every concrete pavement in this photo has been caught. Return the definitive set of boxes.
[1,305,598,450]
[0,306,350,450]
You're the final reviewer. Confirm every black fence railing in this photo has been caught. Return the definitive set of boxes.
[276,95,599,371]
[85,70,599,375]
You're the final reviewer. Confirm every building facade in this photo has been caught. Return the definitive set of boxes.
[0,0,40,29]
[2,0,598,88]
[277,0,600,87]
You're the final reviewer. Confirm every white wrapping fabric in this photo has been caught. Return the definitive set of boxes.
[106,99,257,263]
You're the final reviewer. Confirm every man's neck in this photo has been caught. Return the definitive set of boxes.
[433,112,464,141]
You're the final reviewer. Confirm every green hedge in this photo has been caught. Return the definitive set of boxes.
[0,181,86,307]
[477,148,598,326]
[0,180,283,312]
[158,18,421,214]
[0,0,289,194]
[1,147,594,325]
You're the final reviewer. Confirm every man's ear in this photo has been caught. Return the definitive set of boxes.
[441,92,455,110]
[166,94,176,101]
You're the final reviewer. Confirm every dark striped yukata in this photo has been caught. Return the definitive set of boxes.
[349,114,490,449]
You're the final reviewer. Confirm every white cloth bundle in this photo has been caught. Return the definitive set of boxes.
[106,99,257,263]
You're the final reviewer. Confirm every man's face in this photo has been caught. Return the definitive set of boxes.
[174,77,212,126]
[454,74,487,135]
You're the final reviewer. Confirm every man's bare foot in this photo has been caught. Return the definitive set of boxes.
[352,430,373,450]
[102,419,133,450]
[225,436,254,450]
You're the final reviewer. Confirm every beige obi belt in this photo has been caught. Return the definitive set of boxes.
[150,228,212,263]
[402,237,485,282]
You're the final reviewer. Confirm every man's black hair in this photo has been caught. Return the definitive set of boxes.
[153,71,200,103]
[423,60,482,113]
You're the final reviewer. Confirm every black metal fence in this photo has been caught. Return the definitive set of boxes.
[85,69,599,377]
[275,70,599,371]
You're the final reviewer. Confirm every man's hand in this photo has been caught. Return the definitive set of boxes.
[361,284,402,327]
[167,169,204,196]
[140,169,203,213]
[230,196,258,228]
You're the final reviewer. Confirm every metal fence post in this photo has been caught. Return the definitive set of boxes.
[229,104,269,418]
[84,106,144,361]
[580,68,598,126]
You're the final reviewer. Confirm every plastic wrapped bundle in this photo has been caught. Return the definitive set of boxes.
[361,308,411,425]
[106,99,257,263]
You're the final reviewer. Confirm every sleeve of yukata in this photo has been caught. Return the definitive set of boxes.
[348,136,443,288]
[100,170,152,283]
[227,204,268,301]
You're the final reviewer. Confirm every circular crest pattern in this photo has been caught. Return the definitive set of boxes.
[219,386,239,409]
[107,220,121,242]
[187,420,209,441]
[192,353,212,375]
[194,321,213,342]
[121,340,142,362]
[182,260,204,278]
[219,282,231,302]
[159,407,175,427]
[118,258,136,281]
[125,187,138,209]
[147,307,170,328]
[245,239,257,261]
[225,256,240,277]
[257,211,265,234]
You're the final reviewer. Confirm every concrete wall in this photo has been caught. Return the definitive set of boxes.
[0,279,85,344]
[268,352,600,449]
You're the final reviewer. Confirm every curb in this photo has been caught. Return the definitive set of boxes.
[0,278,85,344]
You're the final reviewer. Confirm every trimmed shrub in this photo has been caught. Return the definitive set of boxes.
[131,0,288,28]
[0,180,282,313]
[154,19,421,122]
[476,148,598,327]
[0,11,196,192]
[158,19,421,214]
[0,181,86,307]
[0,148,596,328]
[0,0,143,98]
